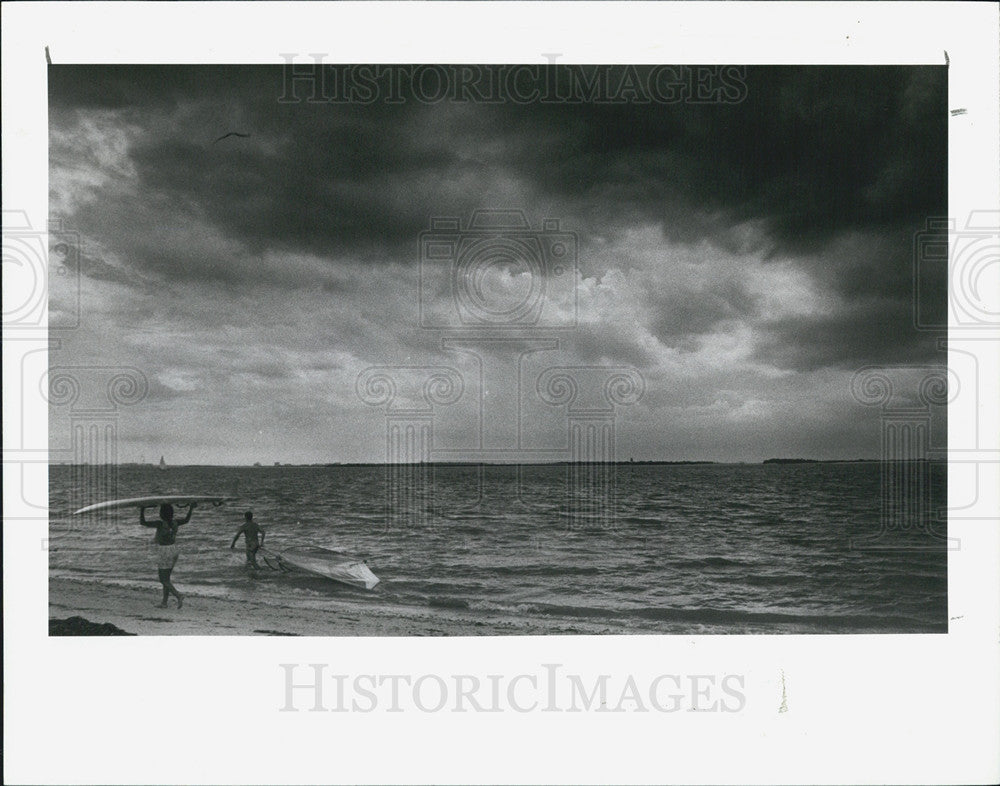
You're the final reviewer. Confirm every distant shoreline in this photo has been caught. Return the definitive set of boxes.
[50,458,901,468]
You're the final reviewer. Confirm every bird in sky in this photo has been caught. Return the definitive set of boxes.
[214,132,251,143]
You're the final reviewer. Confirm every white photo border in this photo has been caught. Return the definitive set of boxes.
[3,2,998,784]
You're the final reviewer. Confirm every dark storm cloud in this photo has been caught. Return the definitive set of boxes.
[507,67,946,260]
[49,64,947,378]
[124,115,457,258]
[648,276,761,348]
[742,227,939,370]
[50,66,945,263]
[71,251,136,287]
[48,65,230,110]
[752,296,944,372]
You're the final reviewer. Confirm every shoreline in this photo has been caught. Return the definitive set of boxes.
[48,577,935,637]
[48,576,576,636]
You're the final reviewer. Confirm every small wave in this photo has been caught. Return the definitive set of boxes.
[669,556,747,569]
[741,574,795,587]
[618,515,666,526]
[427,597,470,610]
[468,598,941,632]
[490,565,602,577]
[393,580,488,593]
[449,526,489,535]
[629,606,940,630]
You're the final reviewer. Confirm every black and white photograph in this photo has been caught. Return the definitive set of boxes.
[4,2,999,785]
[46,61,950,636]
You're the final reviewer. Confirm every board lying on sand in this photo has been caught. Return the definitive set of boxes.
[73,495,232,515]
[256,546,380,590]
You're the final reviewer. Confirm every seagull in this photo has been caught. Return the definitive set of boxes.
[214,131,251,143]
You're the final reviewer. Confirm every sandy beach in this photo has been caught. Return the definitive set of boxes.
[48,577,562,636]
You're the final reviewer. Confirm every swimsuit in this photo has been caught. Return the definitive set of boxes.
[245,532,261,554]
[152,543,180,569]
[152,523,180,568]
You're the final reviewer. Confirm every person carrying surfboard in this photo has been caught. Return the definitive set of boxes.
[230,510,266,568]
[140,502,195,608]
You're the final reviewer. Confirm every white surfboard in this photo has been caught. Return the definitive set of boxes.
[73,495,233,515]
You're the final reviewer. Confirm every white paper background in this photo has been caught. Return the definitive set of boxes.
[3,2,998,784]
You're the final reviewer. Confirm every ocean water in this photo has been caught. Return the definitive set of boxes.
[48,462,948,634]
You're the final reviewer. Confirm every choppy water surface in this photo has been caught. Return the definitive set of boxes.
[49,463,947,634]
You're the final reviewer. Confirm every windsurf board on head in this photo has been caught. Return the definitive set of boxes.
[73,495,233,516]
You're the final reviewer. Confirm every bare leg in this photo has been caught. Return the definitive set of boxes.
[159,565,183,608]
[157,569,170,607]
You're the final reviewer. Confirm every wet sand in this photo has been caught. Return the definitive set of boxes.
[47,577,546,636]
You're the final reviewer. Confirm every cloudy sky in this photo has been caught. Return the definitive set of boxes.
[48,65,947,465]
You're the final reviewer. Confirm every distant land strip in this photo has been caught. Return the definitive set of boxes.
[47,458,933,468]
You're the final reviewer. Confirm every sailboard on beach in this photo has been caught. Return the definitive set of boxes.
[254,546,380,590]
